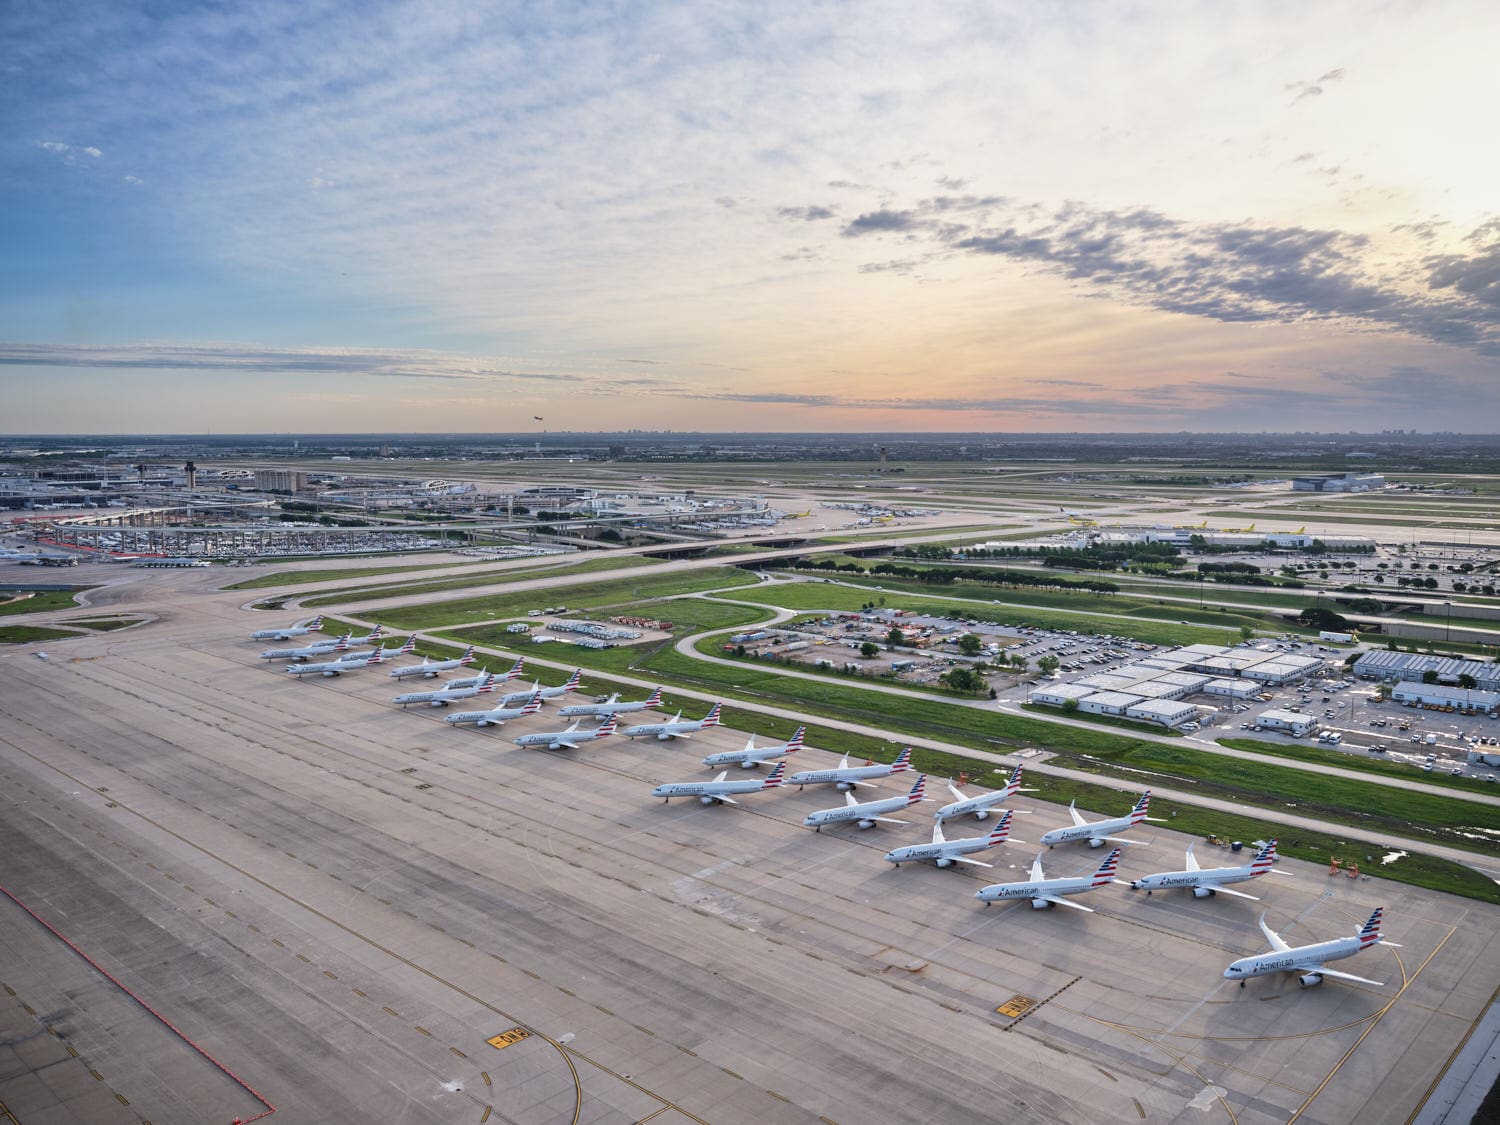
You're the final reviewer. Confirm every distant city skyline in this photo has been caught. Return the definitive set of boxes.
[3,1,1497,433]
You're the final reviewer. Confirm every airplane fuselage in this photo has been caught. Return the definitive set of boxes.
[788,764,897,788]
[803,796,911,829]
[624,722,701,740]
[702,745,794,769]
[976,876,1095,904]
[559,700,654,717]
[444,705,533,726]
[389,659,469,679]
[1225,936,1367,981]
[1039,815,1138,848]
[652,780,763,802]
[1132,865,1260,892]
[884,840,985,865]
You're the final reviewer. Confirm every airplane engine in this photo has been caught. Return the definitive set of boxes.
[974,809,990,820]
[856,818,877,830]
[476,719,492,727]
[1193,886,1215,898]
[699,795,717,806]
[430,700,446,707]
[1030,898,1052,909]
[1298,973,1324,988]
[935,857,954,868]
[1087,837,1106,848]
[836,781,856,791]
[738,761,757,769]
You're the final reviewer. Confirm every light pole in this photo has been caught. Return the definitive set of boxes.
[1444,601,1451,644]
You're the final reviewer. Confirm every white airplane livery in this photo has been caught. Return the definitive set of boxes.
[333,635,414,663]
[1224,908,1396,988]
[1130,840,1284,899]
[934,766,1037,821]
[392,671,496,707]
[623,702,722,741]
[499,670,583,707]
[788,747,911,790]
[285,650,384,677]
[884,810,1020,868]
[652,761,787,805]
[513,714,619,751]
[559,686,663,719]
[436,658,518,690]
[1039,791,1161,848]
[975,849,1122,911]
[250,615,324,641]
[443,692,543,727]
[701,725,805,770]
[803,775,928,831]
[344,624,385,646]
[388,645,478,680]
[260,632,351,661]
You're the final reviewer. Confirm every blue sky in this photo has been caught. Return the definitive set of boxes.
[3,1,1497,433]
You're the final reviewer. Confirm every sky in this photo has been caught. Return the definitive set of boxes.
[2,0,1498,434]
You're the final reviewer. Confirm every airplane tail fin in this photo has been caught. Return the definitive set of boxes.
[505,657,524,679]
[366,651,384,665]
[398,635,416,654]
[763,762,787,789]
[563,669,582,691]
[522,692,544,715]
[891,747,912,772]
[369,624,384,639]
[1130,791,1151,823]
[786,725,805,750]
[458,645,476,665]
[906,775,928,804]
[333,634,351,650]
[702,702,722,727]
[645,686,663,706]
[309,615,323,629]
[987,810,1014,846]
[596,715,618,737]
[1357,907,1385,946]
[1092,848,1123,885]
[1250,839,1277,871]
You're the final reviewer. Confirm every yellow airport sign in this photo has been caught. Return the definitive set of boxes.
[996,995,1036,1018]
[487,1028,532,1050]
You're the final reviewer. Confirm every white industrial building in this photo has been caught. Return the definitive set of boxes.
[1353,651,1500,693]
[1255,709,1318,736]
[1076,691,1139,717]
[1390,683,1500,714]
[1291,473,1386,492]
[1029,683,1097,707]
[1125,700,1201,728]
[1202,678,1260,699]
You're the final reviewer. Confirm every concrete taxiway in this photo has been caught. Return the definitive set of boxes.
[0,567,1497,1124]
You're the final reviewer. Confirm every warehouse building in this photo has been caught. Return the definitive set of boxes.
[1076,691,1141,717]
[1255,709,1318,736]
[1291,473,1386,492]
[1202,678,1260,699]
[1125,700,1201,729]
[1390,683,1500,714]
[1029,683,1097,707]
[1354,651,1500,693]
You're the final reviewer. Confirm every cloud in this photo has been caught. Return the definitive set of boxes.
[842,209,918,235]
[1286,66,1346,103]
[35,140,102,162]
[776,205,837,221]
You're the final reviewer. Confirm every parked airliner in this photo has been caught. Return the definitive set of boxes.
[1224,908,1396,988]
[622,703,722,741]
[975,849,1122,910]
[788,747,910,790]
[559,686,663,719]
[652,762,787,805]
[250,615,323,641]
[933,766,1037,821]
[884,811,1021,868]
[701,725,804,770]
[388,645,477,680]
[803,775,928,831]
[1130,840,1285,899]
[513,714,619,751]
[1039,791,1161,848]
[261,632,351,661]
[443,692,543,727]
[392,671,496,707]
[284,650,383,677]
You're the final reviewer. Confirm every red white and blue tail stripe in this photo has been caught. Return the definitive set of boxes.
[458,646,476,665]
[1358,907,1384,946]
[1130,791,1151,824]
[308,616,323,629]
[701,702,722,727]
[1092,848,1122,885]
[1250,840,1277,871]
[503,657,524,679]
[397,635,416,654]
[786,725,805,750]
[762,762,787,789]
[522,692,544,715]
[891,747,913,773]
[475,671,497,693]
[645,686,663,706]
[986,810,1014,846]
[595,715,618,737]
[563,669,582,692]
[905,775,928,804]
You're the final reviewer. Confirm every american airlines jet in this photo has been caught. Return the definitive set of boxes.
[622,702,722,741]
[651,761,787,805]
[344,623,385,646]
[933,766,1037,821]
[1039,792,1162,849]
[788,747,911,790]
[260,632,351,661]
[559,686,663,719]
[884,810,1022,868]
[250,615,323,641]
[284,650,383,677]
[803,775,928,831]
[701,726,804,770]
[444,691,544,727]
[388,645,478,680]
[512,714,619,751]
[333,636,415,663]
[975,849,1122,910]
[392,671,496,707]
[1129,840,1285,899]
[1224,907,1397,988]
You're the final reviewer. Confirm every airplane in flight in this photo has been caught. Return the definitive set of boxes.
[975,849,1122,910]
[392,671,497,707]
[622,702,722,741]
[701,725,805,770]
[803,775,928,831]
[444,691,544,727]
[250,615,324,641]
[558,686,663,719]
[513,714,619,751]
[651,761,787,805]
[260,632,352,661]
[884,810,1021,868]
[933,766,1037,821]
[1224,907,1396,988]
[1039,791,1161,848]
[284,650,384,677]
[387,644,478,680]
[1128,840,1285,899]
[788,747,911,790]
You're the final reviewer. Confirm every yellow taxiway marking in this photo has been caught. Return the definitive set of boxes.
[486,1027,532,1051]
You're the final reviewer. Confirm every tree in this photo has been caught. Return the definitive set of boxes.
[859,640,880,660]
[1037,655,1060,675]
[957,633,984,657]
[1061,697,1080,714]
[886,626,904,648]
[1009,654,1028,672]
[1297,606,1350,632]
[1458,673,1478,690]
[1421,669,1440,684]
[942,667,988,694]
[1238,625,1255,642]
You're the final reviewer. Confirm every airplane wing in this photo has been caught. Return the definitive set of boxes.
[714,795,740,806]
[1028,853,1046,882]
[1209,885,1260,901]
[930,823,946,845]
[1293,963,1385,986]
[866,816,910,825]
[1184,845,1200,872]
[1258,913,1292,953]
[1067,801,1087,827]
[1039,895,1095,912]
[843,790,860,807]
[949,855,993,867]
[946,781,967,802]
[1098,835,1140,846]
[554,739,581,750]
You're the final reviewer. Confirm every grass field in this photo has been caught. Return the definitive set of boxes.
[0,624,79,643]
[299,554,655,608]
[0,589,85,616]
[1216,737,1498,794]
[62,617,142,631]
